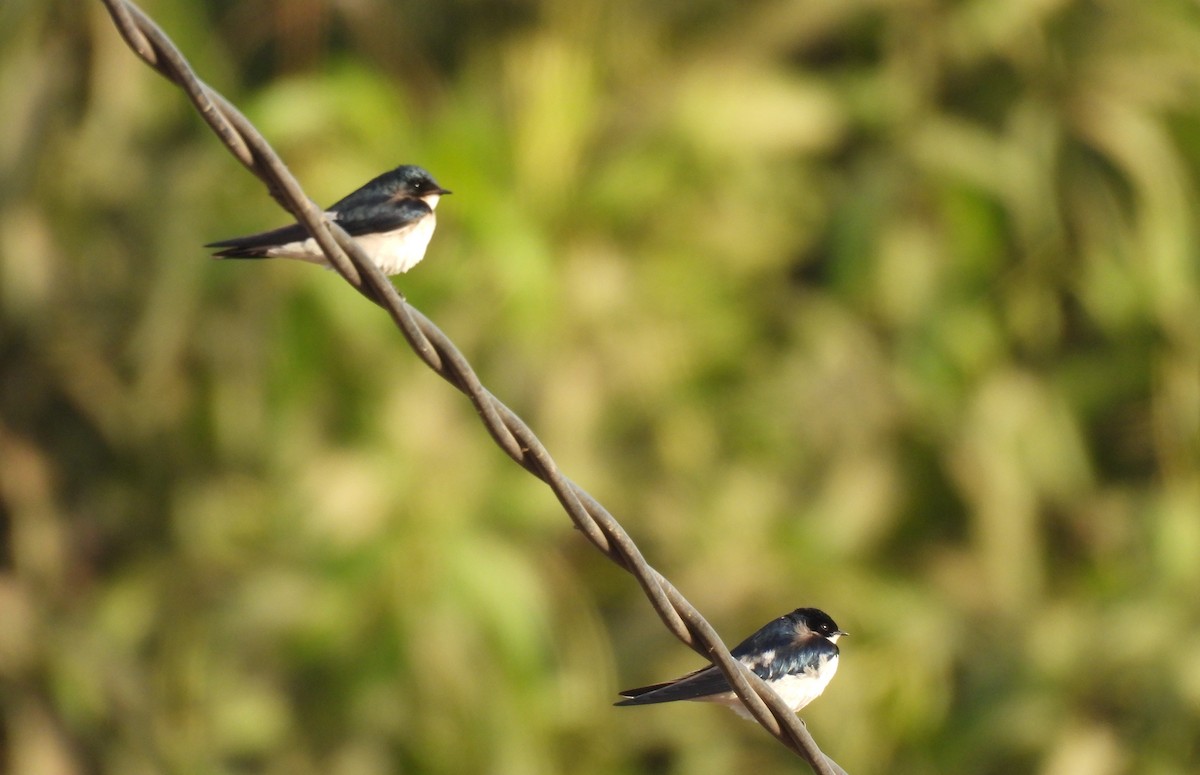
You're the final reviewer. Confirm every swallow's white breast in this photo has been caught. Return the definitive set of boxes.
[709,653,839,720]
[767,653,839,713]
[264,213,437,275]
[353,214,437,275]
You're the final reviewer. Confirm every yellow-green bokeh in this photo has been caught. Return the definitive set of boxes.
[2,1,1199,773]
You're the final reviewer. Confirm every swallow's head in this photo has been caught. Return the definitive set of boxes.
[790,608,847,644]
[388,165,451,208]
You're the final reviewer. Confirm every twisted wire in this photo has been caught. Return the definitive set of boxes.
[97,2,847,772]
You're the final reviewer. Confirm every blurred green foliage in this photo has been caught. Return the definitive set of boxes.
[3,0,1200,773]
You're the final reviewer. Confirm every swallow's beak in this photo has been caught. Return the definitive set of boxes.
[831,630,848,642]
[419,188,451,210]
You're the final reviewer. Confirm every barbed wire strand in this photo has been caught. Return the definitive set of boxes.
[97,2,848,773]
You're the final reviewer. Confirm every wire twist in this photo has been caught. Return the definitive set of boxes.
[97,2,847,772]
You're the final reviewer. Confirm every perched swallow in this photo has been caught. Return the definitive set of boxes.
[206,164,450,275]
[616,607,845,719]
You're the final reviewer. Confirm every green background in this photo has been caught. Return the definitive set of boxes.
[3,1,1200,773]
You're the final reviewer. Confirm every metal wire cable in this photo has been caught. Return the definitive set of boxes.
[96,2,848,772]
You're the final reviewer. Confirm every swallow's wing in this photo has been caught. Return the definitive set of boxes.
[206,221,317,257]
[733,623,841,682]
[332,196,431,237]
[615,623,790,707]
[206,199,431,258]
[615,666,733,706]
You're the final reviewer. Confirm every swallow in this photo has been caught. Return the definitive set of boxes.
[615,607,845,719]
[206,164,450,275]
